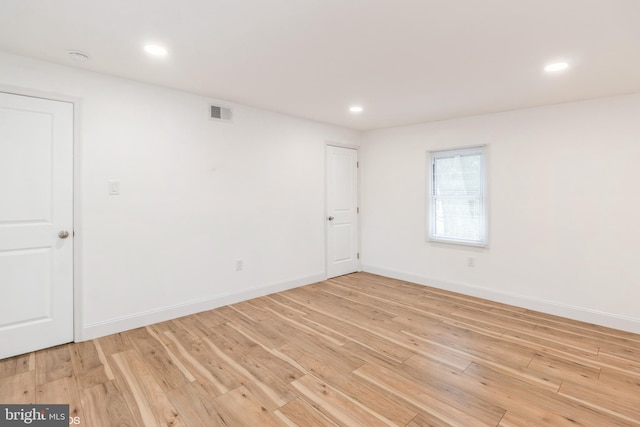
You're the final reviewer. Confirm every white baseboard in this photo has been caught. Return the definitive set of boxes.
[362,265,640,335]
[79,272,325,341]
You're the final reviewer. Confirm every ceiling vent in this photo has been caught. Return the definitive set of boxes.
[210,104,233,122]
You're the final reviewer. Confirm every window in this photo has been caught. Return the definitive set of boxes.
[428,146,487,246]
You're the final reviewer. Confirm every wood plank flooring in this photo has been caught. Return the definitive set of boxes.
[1,272,639,426]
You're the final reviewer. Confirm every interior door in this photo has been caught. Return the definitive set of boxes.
[326,145,359,278]
[0,92,74,359]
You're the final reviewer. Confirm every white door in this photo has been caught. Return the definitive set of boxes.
[0,92,74,359]
[326,145,359,278]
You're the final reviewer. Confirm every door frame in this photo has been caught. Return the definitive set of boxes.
[0,85,83,343]
[325,141,361,278]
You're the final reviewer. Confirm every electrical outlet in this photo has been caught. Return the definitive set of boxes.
[235,259,244,271]
[468,256,476,267]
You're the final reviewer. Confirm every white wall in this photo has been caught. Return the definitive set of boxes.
[4,49,639,338]
[361,93,640,333]
[0,52,360,339]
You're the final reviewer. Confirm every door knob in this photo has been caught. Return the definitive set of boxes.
[328,216,334,221]
[58,230,70,239]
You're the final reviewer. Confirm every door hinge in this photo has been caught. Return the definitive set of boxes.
[357,252,360,259]
[357,207,359,214]
[357,161,359,168]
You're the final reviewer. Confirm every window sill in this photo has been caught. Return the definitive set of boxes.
[427,237,488,248]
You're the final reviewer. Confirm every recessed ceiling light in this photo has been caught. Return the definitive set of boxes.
[144,44,168,57]
[68,50,89,62]
[544,62,569,72]
[349,106,363,113]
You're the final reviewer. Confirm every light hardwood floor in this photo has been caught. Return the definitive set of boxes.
[1,272,639,426]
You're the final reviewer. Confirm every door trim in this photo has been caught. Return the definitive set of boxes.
[0,85,83,343]
[325,142,361,278]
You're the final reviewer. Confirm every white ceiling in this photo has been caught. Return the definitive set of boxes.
[1,0,639,130]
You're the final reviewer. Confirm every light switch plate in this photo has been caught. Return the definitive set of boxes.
[108,180,120,195]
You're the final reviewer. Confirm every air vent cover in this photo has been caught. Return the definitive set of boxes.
[210,104,233,122]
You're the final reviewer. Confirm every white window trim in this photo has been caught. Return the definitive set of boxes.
[427,145,488,247]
